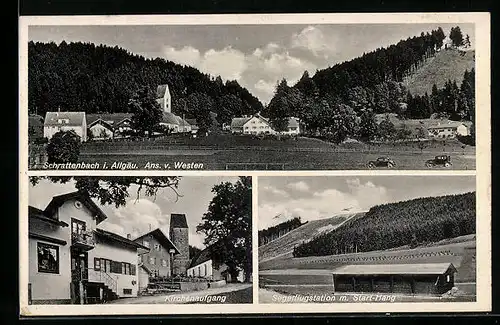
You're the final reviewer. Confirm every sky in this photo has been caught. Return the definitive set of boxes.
[29,176,241,249]
[258,176,476,230]
[29,23,474,104]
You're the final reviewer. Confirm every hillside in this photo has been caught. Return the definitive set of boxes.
[258,213,364,262]
[404,48,475,96]
[28,41,263,124]
[294,192,475,257]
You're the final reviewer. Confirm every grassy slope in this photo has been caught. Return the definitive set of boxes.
[404,48,475,96]
[258,213,365,263]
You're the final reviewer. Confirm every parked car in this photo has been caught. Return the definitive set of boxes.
[367,157,396,168]
[426,155,452,168]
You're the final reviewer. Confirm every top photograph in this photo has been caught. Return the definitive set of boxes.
[24,20,479,171]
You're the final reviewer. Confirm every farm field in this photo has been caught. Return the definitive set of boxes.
[76,146,474,170]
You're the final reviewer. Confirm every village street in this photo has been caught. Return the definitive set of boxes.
[108,283,252,304]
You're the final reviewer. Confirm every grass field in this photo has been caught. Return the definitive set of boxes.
[76,145,474,170]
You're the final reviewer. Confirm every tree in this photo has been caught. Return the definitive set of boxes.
[358,109,378,142]
[29,176,181,208]
[46,131,81,163]
[196,176,252,282]
[449,26,464,47]
[267,79,292,132]
[189,245,202,259]
[377,116,396,141]
[129,87,163,138]
[324,103,359,144]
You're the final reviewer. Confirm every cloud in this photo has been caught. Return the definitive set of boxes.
[287,181,310,192]
[163,45,247,81]
[261,185,290,198]
[100,198,169,239]
[162,45,201,67]
[258,179,390,230]
[291,25,337,58]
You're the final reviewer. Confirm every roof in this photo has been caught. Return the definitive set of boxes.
[87,113,133,126]
[95,228,150,250]
[44,191,108,225]
[133,228,180,254]
[162,112,181,125]
[29,205,69,227]
[44,112,86,127]
[332,263,457,276]
[156,84,169,99]
[188,245,213,269]
[428,121,469,129]
[185,119,197,126]
[170,213,188,228]
[231,117,251,128]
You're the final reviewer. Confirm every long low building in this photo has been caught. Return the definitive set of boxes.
[231,113,300,136]
[332,263,457,295]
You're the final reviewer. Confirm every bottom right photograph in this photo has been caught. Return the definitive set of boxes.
[258,175,476,304]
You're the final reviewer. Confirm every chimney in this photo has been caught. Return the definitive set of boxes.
[127,234,131,240]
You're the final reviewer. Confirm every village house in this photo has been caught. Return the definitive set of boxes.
[28,191,149,304]
[86,113,133,140]
[43,112,88,142]
[186,243,246,283]
[230,113,300,135]
[427,121,471,139]
[132,228,180,282]
[156,84,192,134]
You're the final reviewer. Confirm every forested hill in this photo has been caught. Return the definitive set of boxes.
[28,41,263,124]
[293,192,475,257]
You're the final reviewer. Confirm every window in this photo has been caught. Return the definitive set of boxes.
[71,218,86,235]
[105,260,111,273]
[123,289,132,295]
[204,264,208,276]
[143,241,150,248]
[131,265,136,276]
[37,242,59,274]
[94,258,101,270]
[446,275,451,282]
[154,244,161,251]
[161,259,167,267]
[149,257,155,265]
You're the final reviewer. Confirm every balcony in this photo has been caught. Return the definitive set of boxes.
[71,230,95,251]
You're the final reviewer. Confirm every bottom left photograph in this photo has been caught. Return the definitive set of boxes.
[25,175,253,305]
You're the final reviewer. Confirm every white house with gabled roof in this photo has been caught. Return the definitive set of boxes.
[230,113,300,135]
[43,112,87,142]
[28,191,149,304]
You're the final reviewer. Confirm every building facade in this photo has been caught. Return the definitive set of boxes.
[230,113,300,135]
[428,122,471,139]
[28,191,148,304]
[133,228,180,278]
[332,263,457,295]
[43,112,87,142]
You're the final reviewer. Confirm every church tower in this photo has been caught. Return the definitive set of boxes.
[156,84,172,113]
[169,213,189,275]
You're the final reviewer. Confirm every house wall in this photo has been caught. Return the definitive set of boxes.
[137,235,172,277]
[89,123,113,140]
[138,266,150,292]
[187,259,213,278]
[242,116,274,135]
[157,86,172,113]
[159,122,179,133]
[88,240,139,298]
[43,125,86,142]
[428,127,457,139]
[29,219,72,303]
[456,124,470,136]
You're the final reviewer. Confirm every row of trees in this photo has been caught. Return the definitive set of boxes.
[406,69,475,121]
[258,217,303,246]
[28,41,263,126]
[293,192,475,257]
